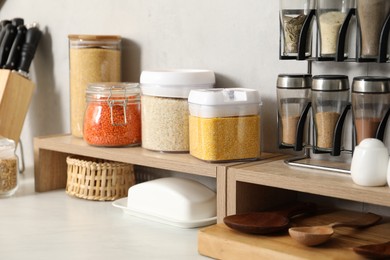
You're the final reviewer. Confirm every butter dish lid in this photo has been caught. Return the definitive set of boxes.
[140,69,215,98]
[112,177,217,228]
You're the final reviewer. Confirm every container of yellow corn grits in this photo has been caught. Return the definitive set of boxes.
[188,88,262,162]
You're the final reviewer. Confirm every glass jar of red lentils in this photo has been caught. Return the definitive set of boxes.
[83,82,141,147]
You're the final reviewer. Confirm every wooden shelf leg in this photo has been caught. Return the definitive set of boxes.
[34,148,68,192]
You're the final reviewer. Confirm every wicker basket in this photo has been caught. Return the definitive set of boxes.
[66,156,135,201]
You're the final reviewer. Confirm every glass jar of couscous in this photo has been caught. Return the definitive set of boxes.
[188,88,262,162]
[69,35,121,138]
[140,70,215,152]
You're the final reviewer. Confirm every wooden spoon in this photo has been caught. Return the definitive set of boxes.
[353,241,390,259]
[223,201,317,235]
[288,212,382,246]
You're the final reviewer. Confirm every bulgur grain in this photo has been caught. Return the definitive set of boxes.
[0,158,17,194]
[281,115,300,145]
[315,111,340,149]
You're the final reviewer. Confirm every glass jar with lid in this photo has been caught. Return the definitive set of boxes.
[140,69,215,153]
[69,35,121,138]
[83,82,141,147]
[0,137,18,197]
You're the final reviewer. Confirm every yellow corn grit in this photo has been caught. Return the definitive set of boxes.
[189,115,261,162]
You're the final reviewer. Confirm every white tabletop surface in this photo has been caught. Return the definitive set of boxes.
[0,168,211,260]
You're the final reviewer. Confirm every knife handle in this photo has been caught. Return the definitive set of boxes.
[0,20,10,31]
[3,25,27,70]
[11,18,24,27]
[0,23,17,67]
[17,26,42,75]
[0,20,11,46]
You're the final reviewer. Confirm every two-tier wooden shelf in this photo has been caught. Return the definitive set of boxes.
[34,134,390,259]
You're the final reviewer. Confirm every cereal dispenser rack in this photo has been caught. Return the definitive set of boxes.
[277,73,353,174]
[278,1,390,174]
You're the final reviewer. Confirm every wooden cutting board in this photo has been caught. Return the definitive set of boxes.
[198,210,390,260]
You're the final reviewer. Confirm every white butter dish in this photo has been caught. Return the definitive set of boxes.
[112,177,217,228]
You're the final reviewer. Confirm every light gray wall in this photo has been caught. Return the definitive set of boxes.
[1,0,389,169]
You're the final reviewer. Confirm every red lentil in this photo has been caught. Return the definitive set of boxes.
[83,83,141,147]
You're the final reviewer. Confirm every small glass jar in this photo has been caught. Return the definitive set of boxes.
[83,83,141,147]
[311,75,350,152]
[277,74,311,148]
[69,35,121,138]
[0,137,18,197]
[188,88,262,162]
[140,70,215,153]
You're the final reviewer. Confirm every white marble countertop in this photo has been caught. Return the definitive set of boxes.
[0,168,210,260]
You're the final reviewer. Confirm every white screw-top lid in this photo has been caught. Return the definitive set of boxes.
[188,88,262,118]
[140,69,215,98]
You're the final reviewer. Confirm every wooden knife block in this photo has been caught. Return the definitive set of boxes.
[0,69,35,144]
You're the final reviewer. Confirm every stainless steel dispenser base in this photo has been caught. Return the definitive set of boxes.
[284,148,351,174]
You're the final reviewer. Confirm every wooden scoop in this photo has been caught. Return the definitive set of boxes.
[353,241,390,259]
[223,201,316,235]
[288,212,382,246]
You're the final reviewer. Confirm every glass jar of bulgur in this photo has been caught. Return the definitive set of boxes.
[0,137,18,197]
[188,88,262,162]
[83,83,141,147]
[140,70,215,153]
[69,35,121,138]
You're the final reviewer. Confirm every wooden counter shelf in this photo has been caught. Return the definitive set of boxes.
[199,156,390,259]
[33,134,284,222]
[227,158,390,215]
[199,209,390,260]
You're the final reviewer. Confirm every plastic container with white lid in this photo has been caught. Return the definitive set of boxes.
[188,88,262,162]
[140,69,215,153]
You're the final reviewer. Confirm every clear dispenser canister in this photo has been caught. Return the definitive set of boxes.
[279,0,316,58]
[317,0,354,58]
[69,35,121,138]
[277,74,311,147]
[357,0,390,58]
[311,75,350,151]
[352,76,390,145]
